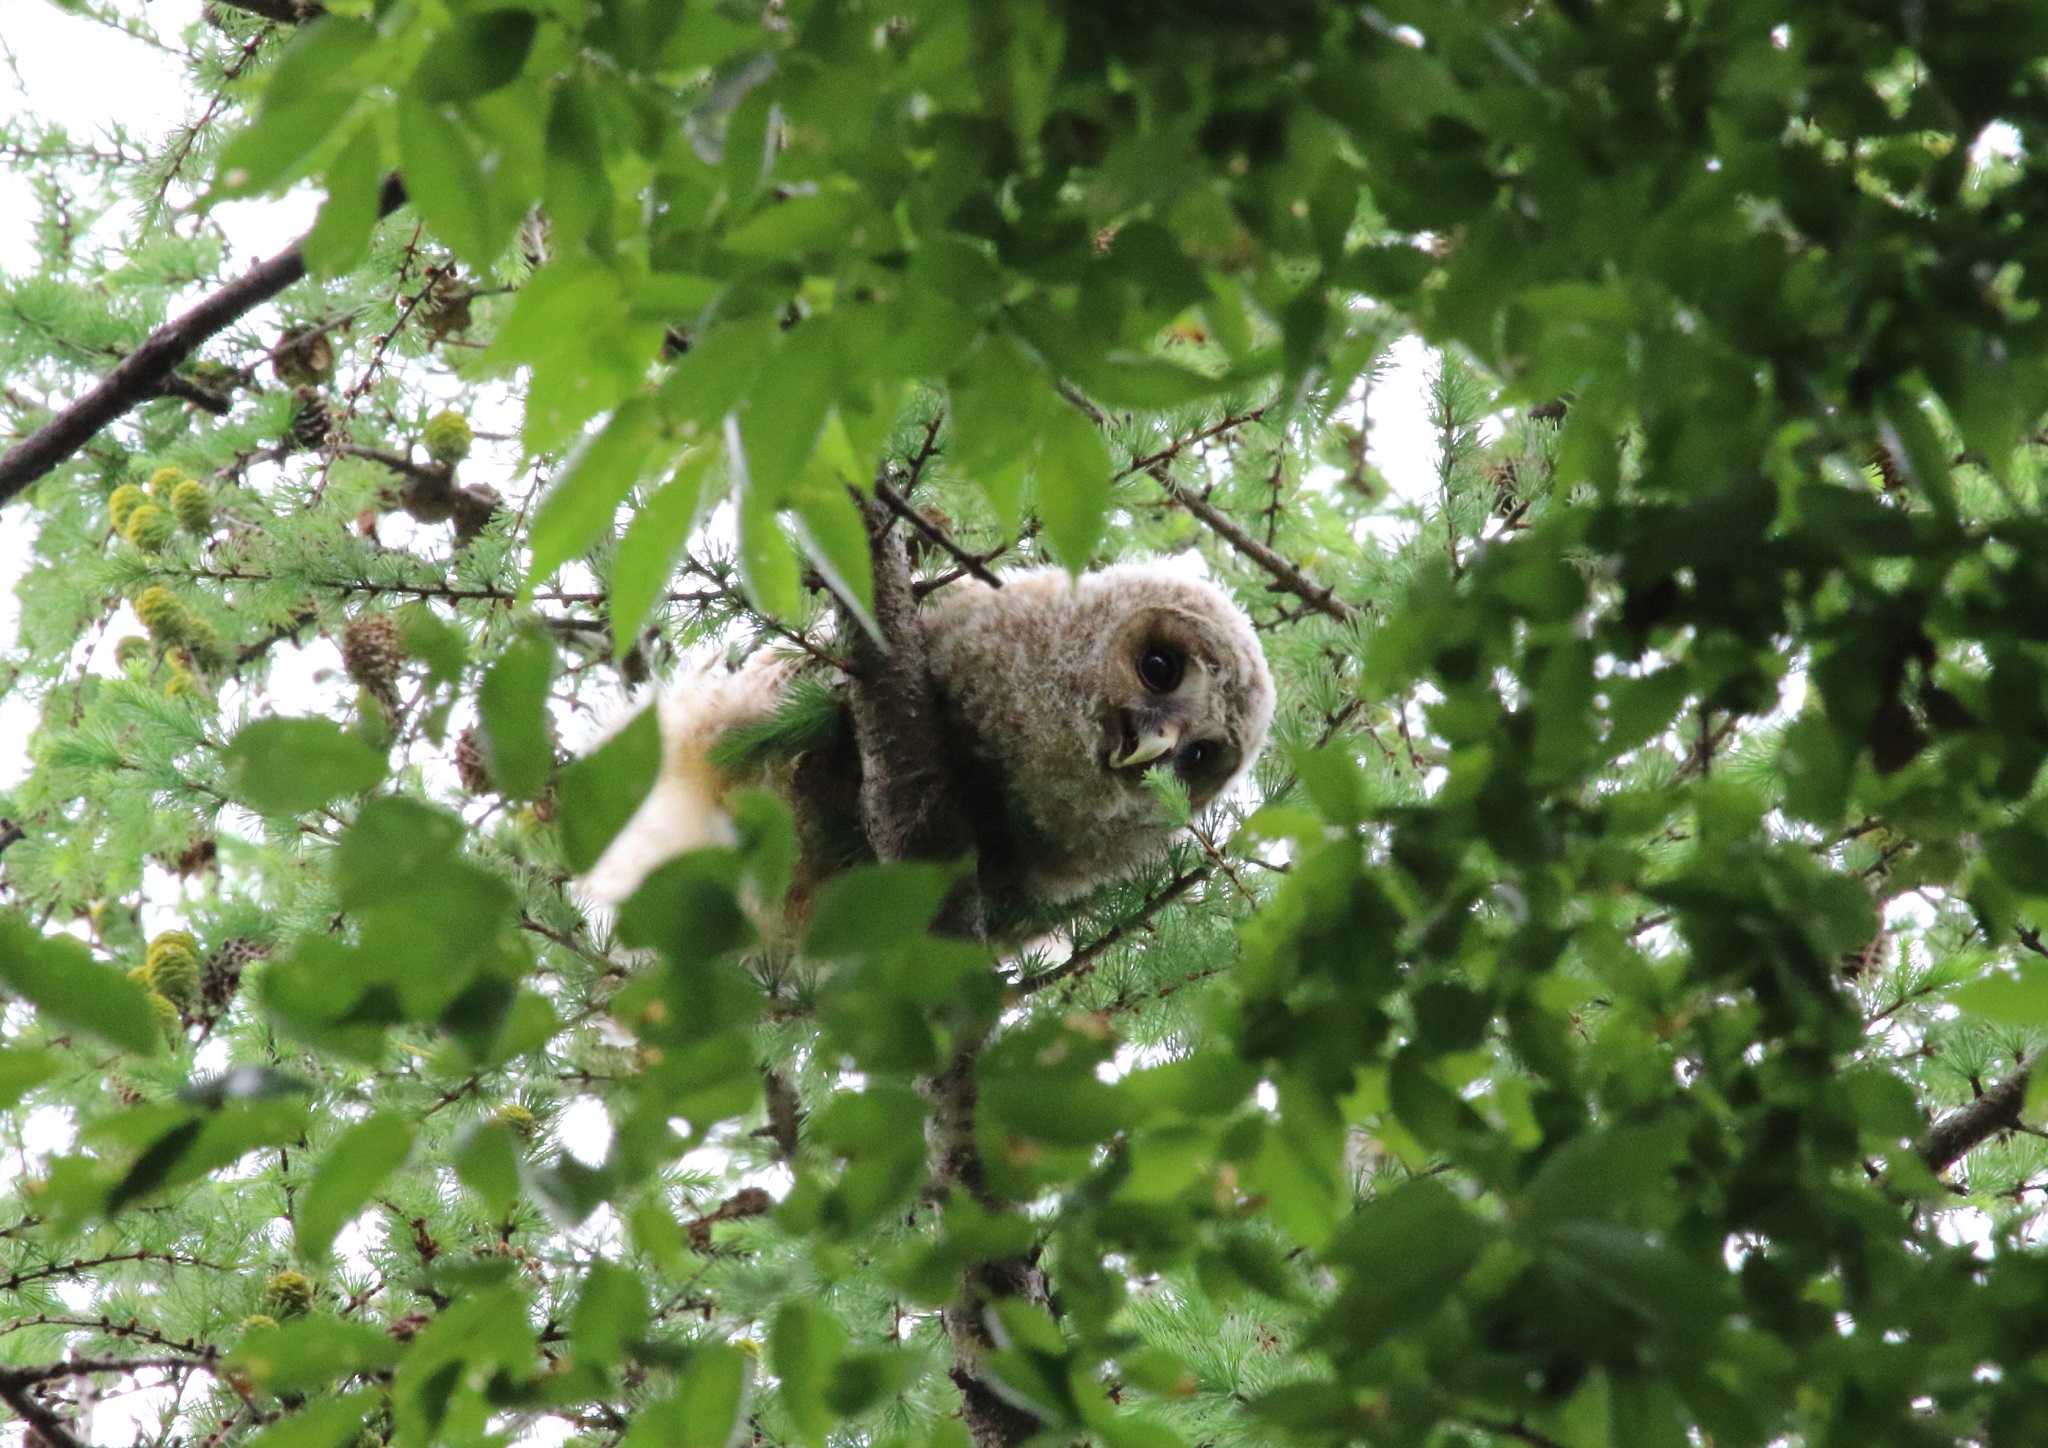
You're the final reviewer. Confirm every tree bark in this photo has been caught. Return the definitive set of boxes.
[1920,1067,2031,1175]
[0,176,404,507]
[837,493,1045,1446]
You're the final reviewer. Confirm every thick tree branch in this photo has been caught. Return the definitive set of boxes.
[836,485,1049,1446]
[840,494,986,938]
[1921,1068,2031,1175]
[0,1375,84,1448]
[0,176,403,506]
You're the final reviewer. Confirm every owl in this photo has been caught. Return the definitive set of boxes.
[580,562,1276,930]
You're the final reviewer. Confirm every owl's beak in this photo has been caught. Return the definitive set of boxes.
[1109,710,1182,769]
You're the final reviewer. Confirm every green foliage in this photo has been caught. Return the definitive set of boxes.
[4,2,2048,1446]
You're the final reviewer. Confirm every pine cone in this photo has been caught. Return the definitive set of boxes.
[342,613,403,701]
[114,636,152,670]
[202,937,268,1012]
[454,726,491,795]
[288,387,332,449]
[135,585,188,643]
[124,503,175,551]
[108,482,147,533]
[272,326,335,387]
[423,410,473,465]
[260,1270,316,1318]
[171,478,213,535]
[148,465,192,501]
[144,931,203,1008]
[418,271,472,340]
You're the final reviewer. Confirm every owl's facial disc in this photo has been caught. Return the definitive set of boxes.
[1096,610,1243,805]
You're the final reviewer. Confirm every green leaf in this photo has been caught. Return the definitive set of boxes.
[789,480,877,639]
[0,1048,57,1110]
[1951,969,2048,1025]
[1035,403,1111,571]
[732,422,802,621]
[0,912,162,1055]
[559,705,664,875]
[544,78,614,251]
[527,398,662,590]
[478,626,555,800]
[232,1320,399,1396]
[222,717,386,817]
[302,121,387,279]
[611,450,718,656]
[397,96,503,272]
[1317,1178,1492,1354]
[572,1259,650,1371]
[772,1301,847,1445]
[297,1114,416,1261]
[239,1391,379,1448]
[412,9,539,102]
[803,863,959,957]
[454,1120,524,1218]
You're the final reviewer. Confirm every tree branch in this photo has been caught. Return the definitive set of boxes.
[840,493,985,938]
[207,0,326,22]
[0,1375,84,1448]
[0,176,403,506]
[1014,866,1208,995]
[1921,1068,2031,1175]
[1159,479,1357,625]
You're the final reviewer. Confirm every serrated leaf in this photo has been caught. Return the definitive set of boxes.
[478,626,555,800]
[412,9,539,102]
[527,398,662,590]
[397,96,503,272]
[559,705,664,875]
[297,1114,416,1261]
[1035,403,1111,571]
[0,913,159,1055]
[302,121,386,279]
[803,863,958,957]
[611,450,717,656]
[223,717,386,817]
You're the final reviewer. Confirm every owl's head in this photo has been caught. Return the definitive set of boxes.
[919,561,1275,905]
[1084,568,1276,809]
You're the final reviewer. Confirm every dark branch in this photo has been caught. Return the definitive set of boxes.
[0,176,403,506]
[0,1376,85,1448]
[1160,480,1357,625]
[873,479,1006,591]
[206,0,326,21]
[1921,1068,2032,1175]
[840,493,986,938]
[1014,866,1208,995]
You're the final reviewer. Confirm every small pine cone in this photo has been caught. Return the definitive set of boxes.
[272,326,335,387]
[261,1269,316,1318]
[454,726,492,795]
[108,482,148,532]
[147,990,184,1045]
[124,502,175,551]
[171,478,213,535]
[148,465,192,501]
[288,388,331,449]
[451,483,501,544]
[111,1078,147,1107]
[114,636,152,670]
[422,410,472,465]
[342,614,403,698]
[135,585,187,642]
[387,1311,431,1342]
[418,271,472,340]
[145,931,203,1008]
[178,612,223,670]
[202,937,268,1012]
[164,666,203,701]
[399,469,456,523]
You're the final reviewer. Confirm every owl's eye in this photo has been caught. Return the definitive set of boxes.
[1137,646,1184,693]
[1179,740,1213,771]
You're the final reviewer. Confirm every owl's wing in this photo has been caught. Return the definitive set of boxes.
[576,652,799,906]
